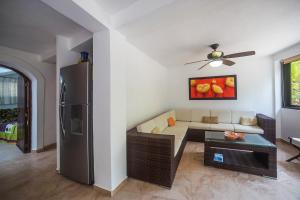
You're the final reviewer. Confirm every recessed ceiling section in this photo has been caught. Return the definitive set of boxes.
[0,0,91,62]
[95,0,300,68]
[96,0,139,15]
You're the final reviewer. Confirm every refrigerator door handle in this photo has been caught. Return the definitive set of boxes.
[60,80,66,137]
[60,80,66,105]
[60,105,66,137]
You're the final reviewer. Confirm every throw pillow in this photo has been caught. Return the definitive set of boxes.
[202,116,211,123]
[210,116,218,124]
[168,117,175,127]
[240,116,257,126]
[151,127,160,134]
[202,116,219,124]
[169,111,176,121]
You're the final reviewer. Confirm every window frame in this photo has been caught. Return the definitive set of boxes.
[282,60,300,110]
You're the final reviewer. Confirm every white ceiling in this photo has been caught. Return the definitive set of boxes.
[0,0,91,58]
[94,0,300,68]
[96,0,139,15]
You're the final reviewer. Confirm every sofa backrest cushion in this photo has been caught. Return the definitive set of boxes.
[210,109,231,123]
[137,119,156,133]
[169,110,176,121]
[191,109,210,122]
[153,112,169,132]
[231,110,256,124]
[175,109,192,121]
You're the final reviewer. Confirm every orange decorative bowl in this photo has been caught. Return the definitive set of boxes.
[224,131,245,141]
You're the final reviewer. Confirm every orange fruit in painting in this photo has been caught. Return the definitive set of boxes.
[190,80,196,86]
[212,84,223,94]
[225,77,235,87]
[196,83,210,93]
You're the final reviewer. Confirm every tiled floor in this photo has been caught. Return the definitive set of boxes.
[0,141,299,200]
[0,143,23,163]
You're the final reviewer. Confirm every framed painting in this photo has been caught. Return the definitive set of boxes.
[189,75,237,100]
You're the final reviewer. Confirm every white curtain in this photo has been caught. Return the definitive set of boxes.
[0,77,18,105]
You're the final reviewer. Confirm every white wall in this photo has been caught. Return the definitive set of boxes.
[126,41,169,130]
[93,30,112,190]
[273,42,300,140]
[0,45,56,150]
[110,30,127,190]
[281,108,300,141]
[92,29,169,191]
[168,56,274,117]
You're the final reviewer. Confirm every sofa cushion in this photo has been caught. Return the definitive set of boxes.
[162,126,188,140]
[174,138,184,157]
[169,110,176,121]
[175,121,190,127]
[209,123,234,131]
[175,109,191,122]
[231,110,256,124]
[210,109,231,123]
[137,119,156,133]
[153,112,169,132]
[233,124,264,134]
[151,127,160,134]
[189,122,210,130]
[191,109,210,122]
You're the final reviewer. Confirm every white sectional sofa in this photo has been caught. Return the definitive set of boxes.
[137,109,264,155]
[127,108,275,188]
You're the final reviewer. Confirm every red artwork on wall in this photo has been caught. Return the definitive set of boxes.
[189,75,237,100]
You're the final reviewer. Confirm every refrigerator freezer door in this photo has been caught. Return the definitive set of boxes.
[60,104,92,184]
[60,63,90,105]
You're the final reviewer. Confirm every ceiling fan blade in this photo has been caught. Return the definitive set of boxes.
[198,61,212,70]
[223,51,255,59]
[222,59,235,66]
[184,59,209,65]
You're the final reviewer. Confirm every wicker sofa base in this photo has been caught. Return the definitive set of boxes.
[127,114,275,188]
[127,128,189,188]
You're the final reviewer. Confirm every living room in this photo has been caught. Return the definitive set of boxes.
[1,0,299,199]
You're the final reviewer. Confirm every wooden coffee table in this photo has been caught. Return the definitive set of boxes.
[204,131,277,178]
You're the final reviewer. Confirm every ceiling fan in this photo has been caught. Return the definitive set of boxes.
[184,43,255,70]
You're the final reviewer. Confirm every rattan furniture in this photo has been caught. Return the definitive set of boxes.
[127,110,276,188]
[286,137,300,162]
[204,131,277,178]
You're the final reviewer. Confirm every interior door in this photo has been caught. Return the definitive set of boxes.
[16,77,31,153]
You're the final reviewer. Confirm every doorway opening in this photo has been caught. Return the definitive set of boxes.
[0,65,31,158]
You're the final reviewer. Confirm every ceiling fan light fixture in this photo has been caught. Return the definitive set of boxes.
[210,60,223,67]
[212,51,223,58]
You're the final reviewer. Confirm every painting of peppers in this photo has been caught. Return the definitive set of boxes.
[189,75,237,100]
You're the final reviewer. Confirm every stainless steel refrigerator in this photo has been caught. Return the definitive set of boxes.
[59,62,93,185]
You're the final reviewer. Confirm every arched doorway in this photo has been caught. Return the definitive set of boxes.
[0,65,31,153]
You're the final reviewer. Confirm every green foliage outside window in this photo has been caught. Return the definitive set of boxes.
[291,60,300,106]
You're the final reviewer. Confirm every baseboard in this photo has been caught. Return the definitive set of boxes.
[276,138,289,144]
[111,178,128,196]
[93,178,128,197]
[32,143,57,153]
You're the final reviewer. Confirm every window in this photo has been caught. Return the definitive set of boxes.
[282,59,300,109]
[290,60,300,106]
[0,77,18,105]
